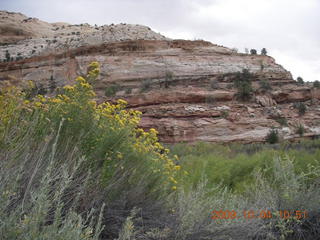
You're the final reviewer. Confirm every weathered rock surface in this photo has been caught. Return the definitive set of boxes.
[0,11,167,60]
[1,11,320,143]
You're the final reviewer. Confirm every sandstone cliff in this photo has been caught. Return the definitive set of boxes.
[1,11,320,143]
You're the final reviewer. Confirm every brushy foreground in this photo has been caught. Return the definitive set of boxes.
[0,62,319,240]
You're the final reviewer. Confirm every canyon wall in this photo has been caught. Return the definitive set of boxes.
[1,11,320,143]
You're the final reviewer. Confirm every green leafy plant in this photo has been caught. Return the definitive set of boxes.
[266,128,279,144]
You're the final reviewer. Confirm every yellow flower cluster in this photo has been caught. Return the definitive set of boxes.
[133,127,181,190]
[0,62,181,192]
[0,86,28,131]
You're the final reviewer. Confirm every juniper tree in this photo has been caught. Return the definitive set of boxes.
[261,48,267,55]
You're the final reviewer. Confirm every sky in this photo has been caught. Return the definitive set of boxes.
[2,0,319,81]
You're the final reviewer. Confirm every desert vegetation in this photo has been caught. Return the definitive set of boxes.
[104,83,121,97]
[1,62,319,240]
[234,69,254,101]
[293,102,307,116]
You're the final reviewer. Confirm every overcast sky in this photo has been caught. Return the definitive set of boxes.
[2,0,319,81]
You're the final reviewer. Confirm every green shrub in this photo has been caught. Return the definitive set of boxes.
[125,87,132,94]
[105,84,121,97]
[259,79,272,92]
[23,81,48,99]
[234,69,254,101]
[261,48,267,55]
[296,124,305,136]
[275,116,288,126]
[163,71,173,88]
[250,49,257,55]
[49,75,56,93]
[140,79,152,92]
[266,128,279,144]
[313,80,320,88]
[293,102,307,115]
[168,156,320,239]
[5,50,10,62]
[221,110,229,118]
[297,76,304,85]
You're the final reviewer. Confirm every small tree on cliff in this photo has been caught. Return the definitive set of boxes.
[294,102,307,116]
[250,49,257,55]
[163,71,173,88]
[313,80,320,88]
[261,48,267,55]
[297,77,304,85]
[234,69,254,101]
[49,75,56,93]
[266,128,279,144]
[5,50,10,62]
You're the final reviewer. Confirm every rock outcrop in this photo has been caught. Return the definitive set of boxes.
[1,11,320,143]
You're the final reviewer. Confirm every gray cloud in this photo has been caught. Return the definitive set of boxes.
[1,0,319,80]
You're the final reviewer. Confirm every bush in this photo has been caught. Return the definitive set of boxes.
[140,79,152,92]
[221,110,229,119]
[296,124,305,136]
[105,84,121,97]
[5,50,10,62]
[275,116,288,126]
[313,80,320,88]
[125,87,132,94]
[261,48,267,55]
[167,156,320,240]
[259,79,272,92]
[250,49,257,55]
[297,77,304,85]
[266,128,279,144]
[163,71,173,88]
[49,75,56,93]
[23,81,48,99]
[0,62,181,238]
[0,128,104,240]
[169,140,320,193]
[294,102,307,115]
[234,69,254,101]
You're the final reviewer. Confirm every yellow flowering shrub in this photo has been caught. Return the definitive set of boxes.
[0,62,180,195]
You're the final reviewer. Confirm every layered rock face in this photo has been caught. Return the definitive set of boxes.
[1,12,320,143]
